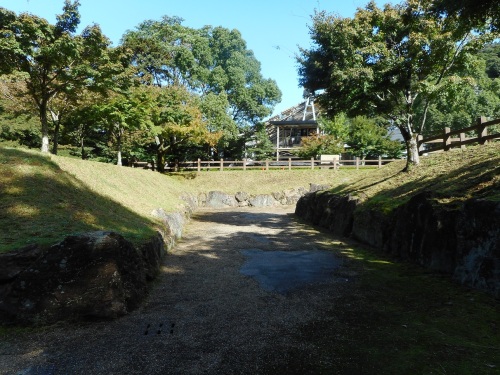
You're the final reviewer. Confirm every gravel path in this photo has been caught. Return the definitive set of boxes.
[0,206,357,374]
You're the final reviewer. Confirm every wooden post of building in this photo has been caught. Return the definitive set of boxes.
[460,133,466,151]
[356,157,359,170]
[243,158,246,171]
[220,158,223,171]
[288,158,292,171]
[378,156,382,168]
[265,159,269,171]
[444,127,451,151]
[276,126,280,161]
[311,157,314,170]
[197,158,201,173]
[477,116,488,145]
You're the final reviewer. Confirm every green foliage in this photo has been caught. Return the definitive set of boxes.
[0,2,123,153]
[432,0,500,31]
[298,0,494,166]
[121,18,282,157]
[348,116,403,159]
[246,122,274,160]
[296,134,343,159]
[148,85,220,171]
[318,112,349,140]
[481,42,500,78]
[416,41,500,135]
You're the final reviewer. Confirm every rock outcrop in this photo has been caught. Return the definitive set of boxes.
[0,202,197,326]
[295,191,500,298]
[0,232,150,325]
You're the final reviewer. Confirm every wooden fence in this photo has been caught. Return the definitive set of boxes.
[135,156,398,172]
[418,116,500,155]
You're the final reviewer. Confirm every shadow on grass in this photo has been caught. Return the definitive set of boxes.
[0,148,158,252]
[357,157,499,212]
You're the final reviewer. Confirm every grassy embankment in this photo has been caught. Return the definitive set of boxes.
[1,143,497,252]
[0,146,368,252]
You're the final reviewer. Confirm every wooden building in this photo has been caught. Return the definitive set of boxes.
[266,97,320,160]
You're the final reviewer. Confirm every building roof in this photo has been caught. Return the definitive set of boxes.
[268,99,318,125]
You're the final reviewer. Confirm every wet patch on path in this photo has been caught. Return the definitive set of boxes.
[240,249,343,294]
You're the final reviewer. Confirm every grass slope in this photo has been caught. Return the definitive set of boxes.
[0,147,366,252]
[1,144,497,252]
[331,142,500,212]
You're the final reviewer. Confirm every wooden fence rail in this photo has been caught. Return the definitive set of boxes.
[418,116,500,155]
[145,156,398,172]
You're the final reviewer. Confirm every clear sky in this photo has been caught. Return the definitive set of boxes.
[1,0,387,117]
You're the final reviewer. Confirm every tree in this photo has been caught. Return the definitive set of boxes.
[84,87,153,165]
[432,0,500,31]
[296,134,344,160]
[245,122,275,160]
[298,0,493,169]
[414,42,500,135]
[480,42,500,79]
[122,19,281,157]
[0,1,117,153]
[148,85,220,172]
[347,116,402,160]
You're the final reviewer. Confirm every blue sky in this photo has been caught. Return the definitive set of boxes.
[1,0,388,116]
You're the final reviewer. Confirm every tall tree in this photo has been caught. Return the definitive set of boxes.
[0,1,117,153]
[298,0,493,168]
[121,18,281,157]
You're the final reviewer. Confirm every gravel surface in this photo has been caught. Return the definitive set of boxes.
[0,206,357,374]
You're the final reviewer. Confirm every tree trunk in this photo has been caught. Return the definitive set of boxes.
[116,125,123,166]
[400,111,420,171]
[117,135,122,166]
[50,110,60,155]
[408,133,420,166]
[156,150,165,173]
[39,100,50,153]
[81,136,86,160]
[51,121,60,155]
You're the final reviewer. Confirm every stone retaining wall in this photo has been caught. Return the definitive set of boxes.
[295,191,500,298]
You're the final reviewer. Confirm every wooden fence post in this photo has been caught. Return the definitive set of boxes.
[334,159,338,171]
[311,157,314,170]
[265,159,269,171]
[378,156,382,168]
[243,159,246,171]
[197,158,201,172]
[220,158,223,171]
[444,127,451,151]
[477,116,488,145]
[460,133,466,151]
[356,157,359,170]
[288,158,292,171]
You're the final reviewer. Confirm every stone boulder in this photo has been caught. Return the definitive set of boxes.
[248,194,278,207]
[205,191,238,208]
[0,231,158,325]
[309,183,331,193]
[152,208,186,239]
[235,191,250,203]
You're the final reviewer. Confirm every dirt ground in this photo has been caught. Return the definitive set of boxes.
[0,206,361,375]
